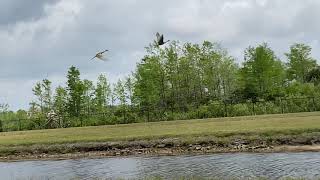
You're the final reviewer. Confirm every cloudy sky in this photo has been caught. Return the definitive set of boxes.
[1,0,320,110]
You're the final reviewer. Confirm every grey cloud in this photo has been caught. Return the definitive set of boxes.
[0,0,59,25]
[1,0,320,110]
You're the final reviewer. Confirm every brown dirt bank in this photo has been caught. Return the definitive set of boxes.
[1,132,320,161]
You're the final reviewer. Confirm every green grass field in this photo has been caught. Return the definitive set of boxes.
[0,112,320,147]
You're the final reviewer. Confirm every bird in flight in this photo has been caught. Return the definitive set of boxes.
[91,49,109,61]
[155,32,170,46]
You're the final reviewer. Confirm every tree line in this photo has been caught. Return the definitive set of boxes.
[1,41,320,130]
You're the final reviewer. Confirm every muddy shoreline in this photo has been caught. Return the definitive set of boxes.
[1,145,320,162]
[1,132,320,161]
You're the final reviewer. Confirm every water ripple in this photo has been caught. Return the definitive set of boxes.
[1,152,320,180]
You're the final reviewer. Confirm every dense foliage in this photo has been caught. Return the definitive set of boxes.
[1,41,320,131]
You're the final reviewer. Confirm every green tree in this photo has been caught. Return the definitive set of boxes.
[199,41,239,101]
[286,43,317,83]
[42,79,52,112]
[16,109,28,119]
[285,81,318,97]
[32,79,52,113]
[182,43,203,106]
[94,74,111,112]
[66,66,84,117]
[306,66,320,85]
[0,103,9,113]
[32,82,44,113]
[133,41,239,114]
[240,43,285,101]
[28,101,41,118]
[83,79,95,114]
[53,86,67,115]
[115,79,126,106]
[114,79,127,122]
[125,76,135,106]
[110,84,116,107]
[134,55,162,112]
[0,103,9,130]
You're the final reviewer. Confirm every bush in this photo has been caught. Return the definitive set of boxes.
[208,101,225,118]
[284,98,310,113]
[254,101,282,115]
[197,105,209,119]
[228,103,251,117]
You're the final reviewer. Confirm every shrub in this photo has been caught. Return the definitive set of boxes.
[228,103,251,117]
[208,101,225,118]
[254,101,282,115]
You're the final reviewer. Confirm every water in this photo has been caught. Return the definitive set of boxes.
[0,152,320,180]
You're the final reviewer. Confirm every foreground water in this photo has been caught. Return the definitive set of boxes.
[0,152,319,180]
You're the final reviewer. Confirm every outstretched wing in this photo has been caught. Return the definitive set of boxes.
[91,56,96,60]
[160,34,164,42]
[101,49,109,54]
[91,50,109,61]
[156,32,161,41]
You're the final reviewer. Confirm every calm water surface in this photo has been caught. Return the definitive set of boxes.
[0,152,319,180]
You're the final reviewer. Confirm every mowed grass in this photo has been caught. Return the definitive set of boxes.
[0,112,320,147]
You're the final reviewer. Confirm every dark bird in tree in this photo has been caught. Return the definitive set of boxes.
[91,50,109,61]
[155,32,170,46]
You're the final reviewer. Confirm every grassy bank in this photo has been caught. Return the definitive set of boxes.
[0,112,320,159]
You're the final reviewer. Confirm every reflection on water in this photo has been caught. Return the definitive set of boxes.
[0,152,320,179]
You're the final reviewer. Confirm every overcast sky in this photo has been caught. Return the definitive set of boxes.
[1,0,320,111]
